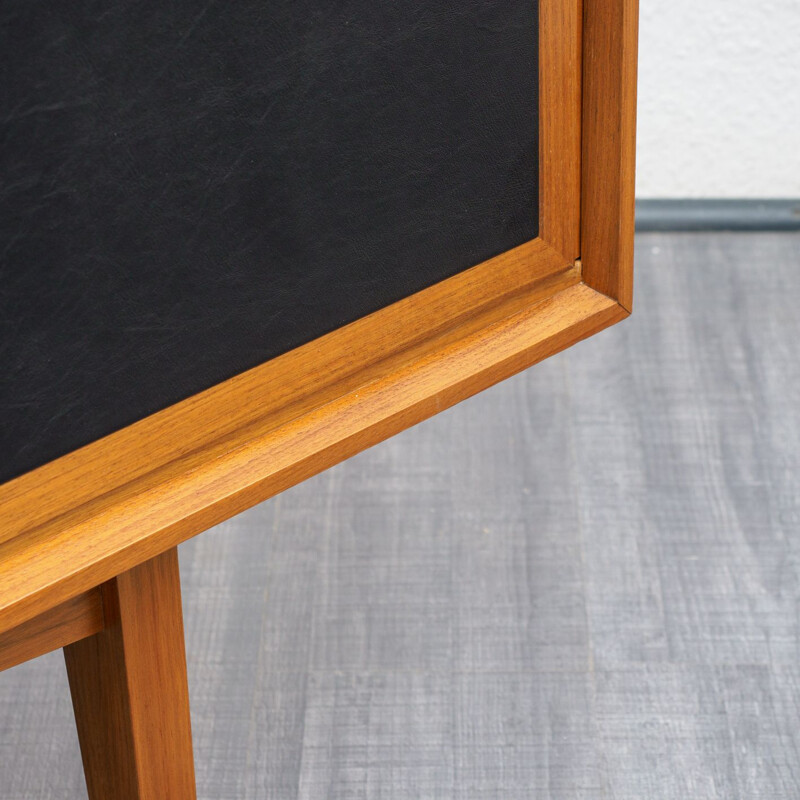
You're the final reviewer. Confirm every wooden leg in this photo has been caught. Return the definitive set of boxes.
[63,548,196,799]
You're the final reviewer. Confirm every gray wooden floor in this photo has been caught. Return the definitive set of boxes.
[2,232,800,799]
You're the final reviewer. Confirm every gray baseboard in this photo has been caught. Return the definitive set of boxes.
[636,199,800,232]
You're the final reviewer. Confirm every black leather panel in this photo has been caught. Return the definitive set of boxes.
[0,1,539,484]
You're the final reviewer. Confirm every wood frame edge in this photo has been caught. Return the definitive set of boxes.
[579,0,639,311]
[0,588,104,672]
[0,279,624,634]
[538,0,583,260]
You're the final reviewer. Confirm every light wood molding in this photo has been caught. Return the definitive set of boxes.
[0,588,104,673]
[0,273,628,634]
[539,0,582,261]
[580,0,639,310]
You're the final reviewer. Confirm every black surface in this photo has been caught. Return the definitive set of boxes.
[0,1,539,484]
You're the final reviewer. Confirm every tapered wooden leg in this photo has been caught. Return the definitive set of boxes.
[63,548,196,799]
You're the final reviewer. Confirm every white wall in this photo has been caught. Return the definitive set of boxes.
[636,0,800,198]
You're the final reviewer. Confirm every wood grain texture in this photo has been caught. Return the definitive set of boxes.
[539,0,582,260]
[0,278,625,636]
[0,589,103,673]
[539,0,582,262]
[0,239,566,547]
[63,548,195,800]
[0,276,626,634]
[580,0,639,309]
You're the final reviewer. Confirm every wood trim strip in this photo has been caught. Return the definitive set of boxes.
[580,0,639,310]
[0,238,564,547]
[539,0,583,260]
[0,278,626,634]
[0,588,104,672]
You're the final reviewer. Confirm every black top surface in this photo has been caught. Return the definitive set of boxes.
[0,1,539,484]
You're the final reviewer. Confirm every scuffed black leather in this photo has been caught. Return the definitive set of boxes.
[0,1,538,484]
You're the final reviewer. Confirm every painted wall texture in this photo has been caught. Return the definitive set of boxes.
[636,0,800,198]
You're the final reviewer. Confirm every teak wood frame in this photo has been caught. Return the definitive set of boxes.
[0,0,638,795]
